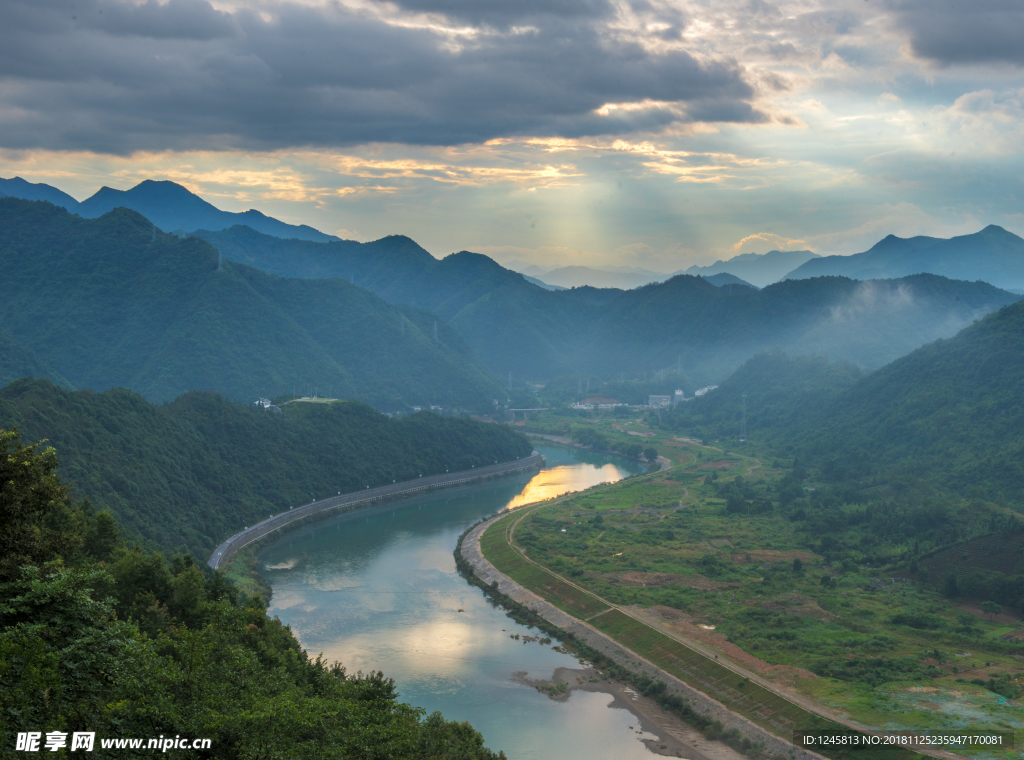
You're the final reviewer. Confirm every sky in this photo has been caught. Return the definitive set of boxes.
[1,0,1023,271]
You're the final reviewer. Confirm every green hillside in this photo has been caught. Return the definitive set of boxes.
[665,297,1024,509]
[0,430,503,760]
[0,379,532,559]
[0,198,503,408]
[0,328,70,389]
[199,225,1020,384]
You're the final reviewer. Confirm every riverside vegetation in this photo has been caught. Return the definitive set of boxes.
[0,378,532,564]
[0,428,507,758]
[488,299,1024,756]
[486,420,1021,757]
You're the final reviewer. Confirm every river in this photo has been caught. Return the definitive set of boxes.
[259,445,661,759]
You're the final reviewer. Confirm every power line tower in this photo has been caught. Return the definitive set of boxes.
[740,393,747,442]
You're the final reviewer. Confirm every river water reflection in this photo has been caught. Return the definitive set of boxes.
[260,445,656,759]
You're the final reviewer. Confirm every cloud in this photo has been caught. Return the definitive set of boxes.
[888,0,1024,66]
[0,0,764,154]
[730,231,810,254]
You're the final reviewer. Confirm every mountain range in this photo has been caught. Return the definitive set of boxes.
[0,198,502,408]
[195,224,1020,384]
[513,259,780,290]
[680,249,820,288]
[785,226,1024,292]
[0,176,337,242]
[3,177,1022,392]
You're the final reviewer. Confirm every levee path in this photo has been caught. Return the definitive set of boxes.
[461,502,957,760]
[208,452,544,570]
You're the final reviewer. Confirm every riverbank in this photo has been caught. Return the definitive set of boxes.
[459,511,827,760]
[208,452,544,570]
[513,667,746,760]
[528,432,672,471]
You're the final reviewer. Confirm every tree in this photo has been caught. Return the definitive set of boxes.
[643,447,659,463]
[982,601,1001,620]
[792,558,803,573]
[0,428,86,581]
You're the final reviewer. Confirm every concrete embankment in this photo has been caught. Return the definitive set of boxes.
[208,452,544,570]
[460,515,827,760]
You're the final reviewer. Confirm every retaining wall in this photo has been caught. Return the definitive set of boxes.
[208,452,544,569]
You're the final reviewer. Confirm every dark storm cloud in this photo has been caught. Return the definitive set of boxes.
[0,0,761,154]
[889,0,1024,66]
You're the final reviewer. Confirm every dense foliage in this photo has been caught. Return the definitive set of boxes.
[0,198,503,409]
[0,428,505,759]
[0,379,532,559]
[199,224,1020,383]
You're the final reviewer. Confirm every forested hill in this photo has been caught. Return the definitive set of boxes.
[199,225,1021,384]
[0,379,533,558]
[0,328,70,389]
[665,298,1024,507]
[0,198,503,408]
[0,425,504,760]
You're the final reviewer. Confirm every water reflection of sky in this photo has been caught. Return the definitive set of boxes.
[504,461,631,510]
[260,446,654,759]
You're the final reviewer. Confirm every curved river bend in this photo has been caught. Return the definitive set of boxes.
[260,445,660,759]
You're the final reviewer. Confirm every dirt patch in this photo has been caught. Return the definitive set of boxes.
[644,606,819,688]
[956,602,1022,625]
[698,461,737,470]
[730,549,818,564]
[610,571,740,591]
[627,431,656,438]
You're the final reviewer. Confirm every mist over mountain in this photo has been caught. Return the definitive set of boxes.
[681,249,820,288]
[784,225,1024,292]
[197,224,1019,385]
[667,295,1024,505]
[0,177,338,242]
[0,198,502,408]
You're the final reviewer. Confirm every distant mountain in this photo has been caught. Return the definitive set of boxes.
[193,225,1020,385]
[76,180,338,241]
[0,328,71,389]
[784,225,1024,291]
[523,274,565,291]
[0,176,80,211]
[702,273,758,289]
[532,265,668,290]
[682,249,820,288]
[0,198,502,408]
[0,176,337,242]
